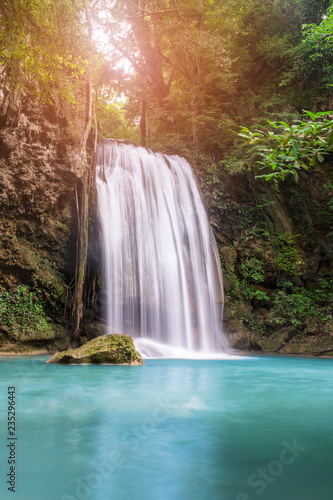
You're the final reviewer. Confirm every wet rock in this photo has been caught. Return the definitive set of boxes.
[224,319,250,349]
[47,334,143,365]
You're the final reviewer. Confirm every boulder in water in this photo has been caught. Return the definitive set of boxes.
[47,334,143,365]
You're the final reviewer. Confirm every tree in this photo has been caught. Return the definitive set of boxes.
[0,0,88,104]
[72,0,101,346]
[98,0,237,149]
[0,0,104,345]
[294,5,333,88]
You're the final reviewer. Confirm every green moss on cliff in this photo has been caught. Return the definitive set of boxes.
[0,286,52,338]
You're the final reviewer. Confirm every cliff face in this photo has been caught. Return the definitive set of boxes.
[196,159,333,356]
[0,87,331,356]
[0,87,84,352]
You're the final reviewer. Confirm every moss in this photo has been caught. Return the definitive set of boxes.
[48,334,143,365]
[0,286,54,340]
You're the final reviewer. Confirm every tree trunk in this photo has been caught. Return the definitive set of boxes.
[192,93,200,149]
[140,87,147,146]
[192,0,204,148]
[72,0,98,346]
[125,0,175,101]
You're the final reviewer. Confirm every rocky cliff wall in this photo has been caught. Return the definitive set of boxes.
[0,87,331,357]
[195,157,333,356]
[0,87,86,352]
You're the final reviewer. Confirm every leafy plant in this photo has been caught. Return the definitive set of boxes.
[241,257,266,283]
[268,290,312,326]
[299,5,333,85]
[238,111,333,182]
[273,234,304,275]
[268,276,333,327]
[240,284,270,301]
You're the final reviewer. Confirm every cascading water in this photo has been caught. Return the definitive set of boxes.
[96,140,228,357]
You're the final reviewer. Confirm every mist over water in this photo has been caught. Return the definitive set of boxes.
[96,140,228,356]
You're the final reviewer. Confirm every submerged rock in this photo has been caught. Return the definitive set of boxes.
[47,334,143,365]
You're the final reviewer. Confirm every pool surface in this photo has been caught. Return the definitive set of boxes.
[0,354,332,500]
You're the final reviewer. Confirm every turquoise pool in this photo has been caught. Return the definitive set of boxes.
[0,355,332,500]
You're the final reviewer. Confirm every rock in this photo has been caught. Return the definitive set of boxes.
[220,246,238,294]
[47,334,143,365]
[83,321,108,340]
[224,319,250,349]
[279,328,333,356]
[0,323,71,354]
[220,246,237,268]
[223,301,252,321]
[305,323,318,335]
[0,87,84,344]
[263,329,292,352]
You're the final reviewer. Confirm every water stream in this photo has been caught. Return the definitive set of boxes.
[96,140,228,357]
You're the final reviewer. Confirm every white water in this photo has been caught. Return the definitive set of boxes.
[96,140,229,357]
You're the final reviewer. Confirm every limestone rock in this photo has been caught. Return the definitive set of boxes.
[223,301,252,321]
[224,319,250,349]
[47,334,143,365]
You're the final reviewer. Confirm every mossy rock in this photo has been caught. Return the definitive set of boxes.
[47,334,143,365]
[263,329,292,352]
[224,301,252,321]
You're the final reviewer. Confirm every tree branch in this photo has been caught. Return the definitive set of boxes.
[127,9,177,19]
[160,52,190,80]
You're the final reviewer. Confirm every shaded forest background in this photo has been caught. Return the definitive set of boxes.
[0,0,332,354]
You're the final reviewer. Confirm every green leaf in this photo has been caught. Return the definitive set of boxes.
[327,131,333,149]
[267,120,280,129]
[291,142,299,157]
[282,133,292,146]
[278,121,290,128]
[303,110,317,120]
[292,170,299,182]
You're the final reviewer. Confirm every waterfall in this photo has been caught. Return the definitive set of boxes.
[96,140,228,357]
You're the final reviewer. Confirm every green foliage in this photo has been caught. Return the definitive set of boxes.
[269,276,333,327]
[241,257,265,283]
[95,98,140,143]
[297,5,333,86]
[268,289,312,326]
[241,284,270,302]
[0,286,52,336]
[274,234,304,275]
[240,257,270,300]
[0,0,89,103]
[223,252,269,302]
[239,111,333,182]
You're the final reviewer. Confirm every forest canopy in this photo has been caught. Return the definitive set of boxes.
[0,0,332,157]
